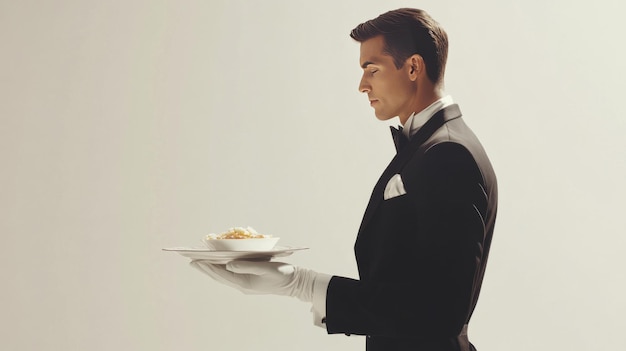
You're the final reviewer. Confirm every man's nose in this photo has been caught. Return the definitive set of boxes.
[359,76,370,93]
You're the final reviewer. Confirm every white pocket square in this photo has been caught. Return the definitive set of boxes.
[383,173,407,200]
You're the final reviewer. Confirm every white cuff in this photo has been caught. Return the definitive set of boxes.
[310,273,332,328]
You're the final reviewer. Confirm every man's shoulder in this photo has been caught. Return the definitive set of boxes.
[403,117,494,180]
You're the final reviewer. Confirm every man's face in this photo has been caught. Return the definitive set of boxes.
[358,35,416,122]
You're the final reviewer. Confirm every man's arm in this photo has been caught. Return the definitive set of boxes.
[324,142,487,338]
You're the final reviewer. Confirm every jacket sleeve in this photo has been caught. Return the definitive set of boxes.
[324,142,488,338]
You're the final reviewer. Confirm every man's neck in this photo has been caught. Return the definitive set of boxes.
[399,89,444,125]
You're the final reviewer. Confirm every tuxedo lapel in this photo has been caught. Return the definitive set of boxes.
[356,104,463,237]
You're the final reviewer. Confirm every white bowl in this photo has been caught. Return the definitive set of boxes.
[202,237,280,251]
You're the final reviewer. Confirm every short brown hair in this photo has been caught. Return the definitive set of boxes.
[350,8,448,85]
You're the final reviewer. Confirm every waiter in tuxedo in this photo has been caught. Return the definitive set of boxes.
[191,8,498,351]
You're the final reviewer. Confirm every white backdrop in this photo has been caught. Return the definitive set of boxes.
[1,1,625,350]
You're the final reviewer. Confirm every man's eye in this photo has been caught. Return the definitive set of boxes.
[370,69,378,75]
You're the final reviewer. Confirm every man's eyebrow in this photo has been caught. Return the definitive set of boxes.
[361,61,376,69]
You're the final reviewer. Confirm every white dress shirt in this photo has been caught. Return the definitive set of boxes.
[402,95,454,138]
[310,95,455,327]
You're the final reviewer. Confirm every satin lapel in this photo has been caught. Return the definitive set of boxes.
[356,104,463,236]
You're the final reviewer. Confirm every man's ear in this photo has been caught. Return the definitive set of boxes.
[407,54,424,80]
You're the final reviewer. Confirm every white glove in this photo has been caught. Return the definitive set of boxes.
[190,260,321,303]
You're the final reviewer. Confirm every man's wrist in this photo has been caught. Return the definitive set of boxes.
[311,273,332,327]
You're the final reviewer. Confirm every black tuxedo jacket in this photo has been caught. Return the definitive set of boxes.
[325,105,498,351]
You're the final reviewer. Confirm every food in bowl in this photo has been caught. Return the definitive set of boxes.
[203,227,280,251]
[206,227,270,240]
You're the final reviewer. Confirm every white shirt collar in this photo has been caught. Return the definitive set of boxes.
[402,95,454,138]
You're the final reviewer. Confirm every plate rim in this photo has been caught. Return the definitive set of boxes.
[162,245,308,253]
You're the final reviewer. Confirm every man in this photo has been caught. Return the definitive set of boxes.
[191,8,497,351]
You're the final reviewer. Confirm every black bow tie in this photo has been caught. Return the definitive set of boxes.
[390,126,409,152]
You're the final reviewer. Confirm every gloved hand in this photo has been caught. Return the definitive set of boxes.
[190,260,322,303]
